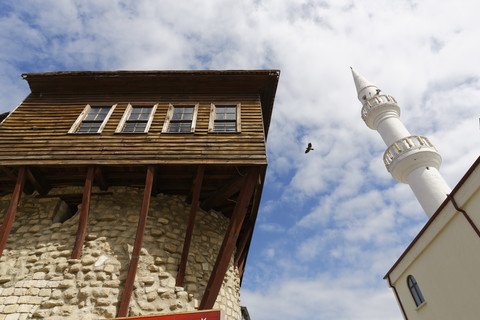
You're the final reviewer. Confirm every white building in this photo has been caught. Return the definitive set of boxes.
[353,69,480,319]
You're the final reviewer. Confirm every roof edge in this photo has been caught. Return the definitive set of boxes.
[22,69,281,79]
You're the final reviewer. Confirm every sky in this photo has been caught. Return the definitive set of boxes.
[0,1,479,319]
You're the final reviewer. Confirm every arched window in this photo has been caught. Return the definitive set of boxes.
[407,275,425,307]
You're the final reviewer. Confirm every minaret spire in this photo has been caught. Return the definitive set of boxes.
[352,68,451,218]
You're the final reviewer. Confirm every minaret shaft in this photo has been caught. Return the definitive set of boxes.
[352,68,451,218]
[407,166,452,216]
[377,117,411,146]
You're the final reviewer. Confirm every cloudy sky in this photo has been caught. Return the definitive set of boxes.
[1,1,479,319]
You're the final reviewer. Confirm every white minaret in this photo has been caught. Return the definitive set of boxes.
[352,68,451,218]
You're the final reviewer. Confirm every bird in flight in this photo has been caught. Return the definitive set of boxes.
[305,142,314,153]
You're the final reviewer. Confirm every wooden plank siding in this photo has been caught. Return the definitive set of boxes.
[0,94,267,165]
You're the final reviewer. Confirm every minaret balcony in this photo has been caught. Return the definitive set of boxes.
[361,94,400,129]
[383,135,442,183]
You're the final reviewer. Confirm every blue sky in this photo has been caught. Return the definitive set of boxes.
[1,1,479,319]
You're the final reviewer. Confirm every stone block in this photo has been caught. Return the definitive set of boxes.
[3,304,18,313]
[4,296,18,304]
[157,218,169,224]
[81,255,96,265]
[96,272,108,281]
[78,288,91,298]
[1,288,14,296]
[60,306,76,316]
[104,265,115,273]
[17,304,34,313]
[63,288,77,299]
[40,299,64,308]
[51,290,62,300]
[28,225,41,233]
[32,272,46,280]
[5,314,19,320]
[33,309,51,318]
[92,288,109,298]
[146,291,157,302]
[26,287,40,296]
[95,298,111,306]
[69,264,81,273]
[14,288,27,296]
[58,280,75,288]
[138,300,155,311]
[104,280,120,288]
[84,272,96,280]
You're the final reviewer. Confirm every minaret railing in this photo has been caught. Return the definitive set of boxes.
[361,94,399,122]
[383,135,438,169]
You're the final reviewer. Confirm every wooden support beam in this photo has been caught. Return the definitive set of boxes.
[201,173,246,211]
[176,165,205,287]
[234,178,262,268]
[238,254,247,279]
[26,167,51,196]
[151,167,160,196]
[199,167,259,310]
[1,167,34,195]
[71,166,95,259]
[0,167,26,258]
[118,165,155,318]
[94,166,108,191]
[234,225,253,268]
[0,166,18,182]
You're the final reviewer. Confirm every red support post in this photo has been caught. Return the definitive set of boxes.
[176,166,205,287]
[0,167,26,258]
[199,167,259,310]
[71,166,95,259]
[118,165,155,317]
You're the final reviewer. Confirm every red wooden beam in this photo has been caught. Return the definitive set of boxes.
[71,166,95,259]
[176,165,205,287]
[234,180,263,268]
[118,165,155,317]
[199,167,259,310]
[0,167,26,258]
[234,226,253,268]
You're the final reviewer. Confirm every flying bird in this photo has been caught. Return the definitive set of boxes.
[305,143,314,154]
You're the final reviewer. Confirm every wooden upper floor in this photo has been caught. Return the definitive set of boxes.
[0,70,279,166]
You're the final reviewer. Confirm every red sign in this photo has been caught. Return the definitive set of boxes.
[112,310,224,320]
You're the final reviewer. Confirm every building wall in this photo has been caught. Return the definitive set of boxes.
[389,164,480,319]
[0,186,241,320]
[0,94,267,166]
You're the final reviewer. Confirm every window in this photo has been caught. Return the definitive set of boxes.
[69,104,116,134]
[116,104,157,133]
[209,103,241,132]
[162,104,198,133]
[407,275,425,307]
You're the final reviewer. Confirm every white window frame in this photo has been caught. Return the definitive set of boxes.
[68,104,116,134]
[115,103,158,133]
[162,103,199,133]
[208,103,241,133]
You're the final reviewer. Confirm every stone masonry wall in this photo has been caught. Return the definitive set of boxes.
[0,186,241,320]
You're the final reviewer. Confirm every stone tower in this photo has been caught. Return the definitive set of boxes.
[352,68,451,217]
[0,70,279,319]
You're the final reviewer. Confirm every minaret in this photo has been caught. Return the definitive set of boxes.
[352,68,451,218]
